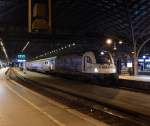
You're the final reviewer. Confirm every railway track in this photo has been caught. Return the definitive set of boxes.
[7,68,150,126]
[23,69,150,94]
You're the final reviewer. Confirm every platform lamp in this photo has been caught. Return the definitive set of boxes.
[106,38,123,51]
[106,38,113,45]
[106,38,123,73]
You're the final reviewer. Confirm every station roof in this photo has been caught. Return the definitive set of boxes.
[0,0,150,61]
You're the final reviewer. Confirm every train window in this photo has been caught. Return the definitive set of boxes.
[97,53,112,64]
[86,56,92,63]
[45,61,48,64]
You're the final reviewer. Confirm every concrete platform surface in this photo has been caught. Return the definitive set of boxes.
[0,68,108,126]
[14,68,150,117]
[119,75,150,82]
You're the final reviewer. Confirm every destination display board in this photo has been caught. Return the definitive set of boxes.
[17,52,26,62]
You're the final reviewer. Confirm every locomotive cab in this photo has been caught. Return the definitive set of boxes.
[82,51,118,80]
[82,51,96,73]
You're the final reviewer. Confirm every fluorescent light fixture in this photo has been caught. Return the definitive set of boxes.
[17,59,26,62]
[22,41,30,52]
[138,59,144,62]
[0,41,3,46]
[0,40,9,61]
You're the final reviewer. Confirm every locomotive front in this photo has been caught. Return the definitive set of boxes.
[82,51,118,80]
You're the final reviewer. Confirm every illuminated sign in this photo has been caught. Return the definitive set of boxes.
[17,60,26,62]
[17,53,26,62]
[127,62,132,68]
[18,54,26,59]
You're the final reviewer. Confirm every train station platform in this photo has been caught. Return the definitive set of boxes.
[119,75,150,82]
[119,75,150,90]
[0,68,108,126]
[12,68,150,118]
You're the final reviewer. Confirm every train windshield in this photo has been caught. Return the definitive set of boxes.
[97,52,112,64]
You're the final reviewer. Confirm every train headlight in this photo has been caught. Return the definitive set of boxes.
[94,68,98,73]
[112,68,116,73]
[100,51,104,55]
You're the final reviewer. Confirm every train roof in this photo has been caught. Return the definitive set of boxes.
[29,49,97,61]
[28,46,112,62]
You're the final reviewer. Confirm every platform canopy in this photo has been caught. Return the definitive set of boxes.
[0,0,150,60]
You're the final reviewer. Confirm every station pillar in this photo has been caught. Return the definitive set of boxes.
[133,55,138,75]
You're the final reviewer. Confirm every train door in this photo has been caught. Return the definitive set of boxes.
[82,52,96,73]
[83,56,92,72]
[83,56,87,71]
